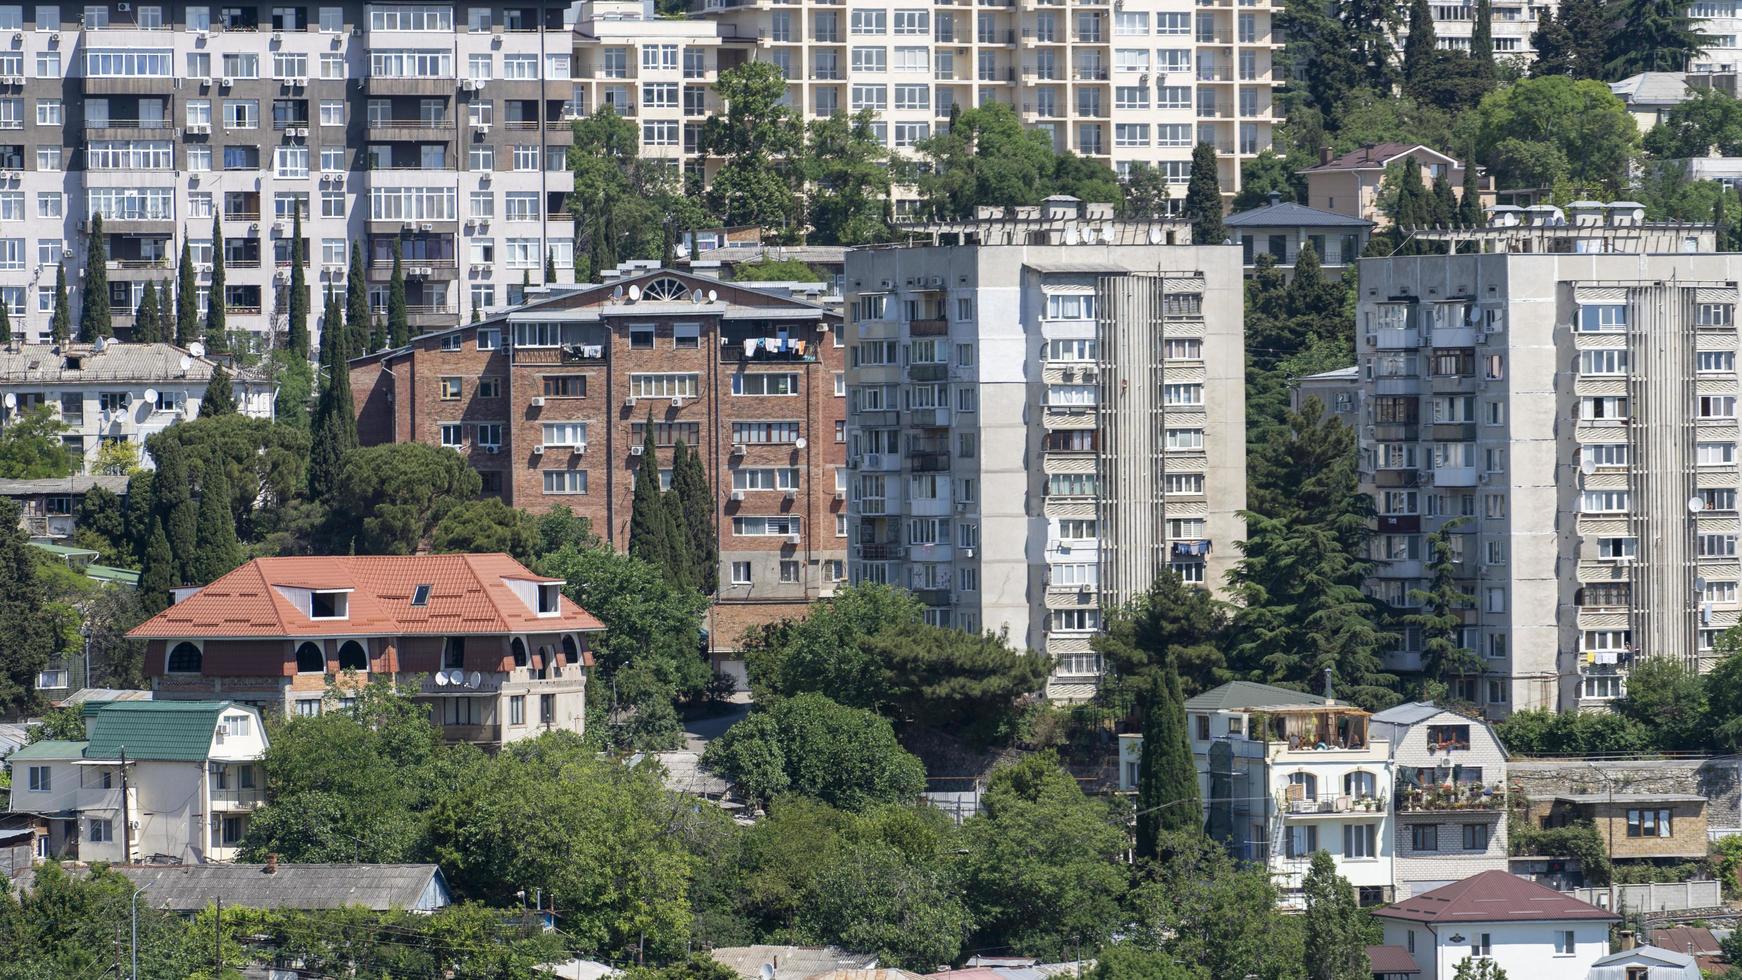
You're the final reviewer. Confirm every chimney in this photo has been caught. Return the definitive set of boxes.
[1268,190,1282,207]
[1320,146,1333,166]
[1619,930,1637,951]
[265,852,279,874]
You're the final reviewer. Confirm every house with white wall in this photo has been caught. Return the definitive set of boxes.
[1370,703,1510,899]
[1373,870,1618,980]
[5,700,266,864]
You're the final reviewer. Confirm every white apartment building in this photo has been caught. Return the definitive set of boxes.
[1353,206,1726,715]
[1370,702,1509,898]
[689,0,1279,198]
[1425,0,1544,61]
[842,199,1245,698]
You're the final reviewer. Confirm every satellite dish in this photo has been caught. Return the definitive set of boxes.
[1689,496,1706,513]
[1579,456,1596,476]
[627,284,641,301]
[1102,223,1116,242]
[1148,226,1163,245]
[794,437,807,449]
[434,671,450,687]
[611,285,624,301]
[143,387,158,403]
[93,337,107,352]
[1696,577,1708,592]
[1064,226,1079,246]
[179,355,193,371]
[707,290,718,303]
[691,290,705,305]
[2,393,14,408]
[189,341,205,358]
[467,670,482,689]
[760,965,776,980]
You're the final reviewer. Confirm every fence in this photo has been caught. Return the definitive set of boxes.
[1567,880,1723,912]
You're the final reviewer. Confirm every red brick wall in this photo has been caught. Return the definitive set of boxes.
[202,640,294,677]
[351,357,396,447]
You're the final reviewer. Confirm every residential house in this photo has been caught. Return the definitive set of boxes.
[1648,927,1725,974]
[1366,944,1421,980]
[1370,703,1510,898]
[4,700,267,864]
[1299,144,1485,227]
[1610,73,1702,132]
[126,553,602,750]
[1587,944,1702,980]
[0,474,128,543]
[1533,793,1710,866]
[1291,365,1360,429]
[1226,192,1373,273]
[709,946,878,980]
[1373,871,1619,980]
[115,860,452,913]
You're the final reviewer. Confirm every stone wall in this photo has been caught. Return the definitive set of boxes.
[1508,757,1742,834]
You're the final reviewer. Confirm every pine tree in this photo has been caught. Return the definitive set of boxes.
[49,264,69,346]
[1559,0,1613,79]
[1405,519,1480,684]
[1185,142,1225,245]
[1607,0,1708,76]
[133,280,162,343]
[1471,0,1495,78]
[307,299,357,502]
[1303,852,1368,980]
[346,240,369,356]
[672,438,717,594]
[1402,0,1438,94]
[206,213,227,352]
[191,466,242,584]
[1286,241,1332,319]
[1135,666,1200,860]
[201,362,236,417]
[79,214,111,341]
[1529,6,1574,76]
[387,237,408,348]
[151,437,199,586]
[137,518,174,611]
[1339,0,1403,93]
[287,208,309,359]
[628,413,680,577]
[1431,167,1458,225]
[175,239,197,346]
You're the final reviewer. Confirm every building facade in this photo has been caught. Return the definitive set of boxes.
[843,201,1244,697]
[6,699,267,864]
[127,553,601,749]
[1373,871,1618,980]
[349,266,849,674]
[1352,210,1726,714]
[1370,702,1509,898]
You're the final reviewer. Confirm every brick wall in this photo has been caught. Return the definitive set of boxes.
[1510,758,1742,834]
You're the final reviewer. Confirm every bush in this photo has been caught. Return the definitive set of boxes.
[702,693,927,810]
[1493,708,1654,756]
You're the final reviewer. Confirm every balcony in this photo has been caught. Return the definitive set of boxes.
[209,785,266,809]
[858,542,905,561]
[1280,791,1389,818]
[439,723,502,744]
[1171,539,1212,560]
[910,318,948,336]
[909,451,950,472]
[1394,778,1507,814]
[720,338,818,362]
[371,118,451,141]
[1374,469,1421,489]
[1433,466,1477,487]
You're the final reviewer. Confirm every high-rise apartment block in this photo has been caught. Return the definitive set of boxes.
[1348,207,1724,715]
[843,199,1245,698]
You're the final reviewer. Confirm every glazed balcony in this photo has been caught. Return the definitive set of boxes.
[1394,777,1507,814]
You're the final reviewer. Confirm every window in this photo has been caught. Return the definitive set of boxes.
[1471,934,1491,958]
[1410,824,1438,851]
[733,516,801,536]
[439,423,463,448]
[167,641,202,673]
[543,471,588,495]
[88,819,112,843]
[508,694,525,726]
[1699,351,1735,373]
[1045,294,1096,320]
[295,641,324,673]
[1574,305,1624,332]
[1554,930,1576,956]
[1343,823,1376,859]
[1627,808,1672,837]
[779,560,800,583]
[1463,823,1489,850]
[733,373,799,396]
[310,590,348,619]
[1286,824,1317,859]
[1702,395,1738,418]
[25,765,48,791]
[1426,724,1470,749]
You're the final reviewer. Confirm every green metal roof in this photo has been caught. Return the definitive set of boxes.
[6,739,89,762]
[29,542,100,560]
[82,701,229,762]
[85,565,141,586]
[1184,680,1330,712]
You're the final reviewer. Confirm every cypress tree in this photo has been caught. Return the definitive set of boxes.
[151,437,199,586]
[1530,6,1574,76]
[133,280,162,343]
[345,240,369,356]
[0,295,12,343]
[1135,666,1199,860]
[175,239,197,346]
[49,263,69,346]
[307,299,357,502]
[1459,154,1485,226]
[1286,242,1331,318]
[370,313,385,354]
[662,442,695,592]
[206,213,227,351]
[79,214,111,341]
[1185,142,1224,245]
[672,437,717,594]
[319,287,340,372]
[1431,167,1458,225]
[1559,0,1612,79]
[137,518,174,611]
[201,362,236,417]
[1471,0,1495,77]
[191,465,242,584]
[628,413,679,576]
[387,237,408,348]
[1606,0,1708,76]
[1405,519,1480,684]
[287,208,309,359]
[1402,0,1437,93]
[545,249,557,283]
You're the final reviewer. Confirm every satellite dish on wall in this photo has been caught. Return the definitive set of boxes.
[2,393,15,409]
[1689,496,1706,513]
[707,289,718,303]
[179,355,193,372]
[434,671,450,687]
[794,437,807,449]
[1102,223,1116,242]
[1148,226,1163,245]
[93,337,107,352]
[611,285,625,301]
[1696,577,1708,592]
[467,670,482,688]
[189,341,206,358]
[627,284,642,301]
[143,387,158,403]
[691,290,705,305]
[1064,226,1080,246]
[1082,226,1097,244]
[1579,456,1596,476]
[760,965,776,980]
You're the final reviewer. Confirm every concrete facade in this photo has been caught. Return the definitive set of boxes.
[1372,704,1510,897]
[842,203,1244,697]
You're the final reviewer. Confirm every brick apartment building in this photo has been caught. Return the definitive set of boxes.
[350,267,849,673]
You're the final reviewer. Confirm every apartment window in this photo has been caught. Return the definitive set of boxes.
[1343,823,1376,859]
[1701,395,1738,418]
[25,765,47,791]
[730,562,752,585]
[1045,294,1096,320]
[1698,303,1734,326]
[88,818,112,843]
[732,373,799,396]
[1698,350,1735,373]
[1577,304,1627,332]
[438,423,462,448]
[1471,934,1491,958]
[34,191,58,218]
[1579,349,1628,374]
[1627,808,1674,837]
[320,53,343,79]
[512,144,541,169]
[33,50,56,76]
[543,471,588,495]
[733,516,801,536]
[630,373,699,399]
[438,377,461,400]
[509,695,525,726]
[1411,824,1438,851]
[1163,383,1203,406]
[319,7,342,31]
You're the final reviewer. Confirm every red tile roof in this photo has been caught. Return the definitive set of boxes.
[1373,871,1619,925]
[1365,945,1420,974]
[128,554,605,639]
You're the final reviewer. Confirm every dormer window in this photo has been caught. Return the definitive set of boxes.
[310,590,348,619]
[411,584,432,606]
[537,583,560,615]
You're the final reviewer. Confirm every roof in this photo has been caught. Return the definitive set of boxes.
[61,688,153,705]
[1610,72,1694,106]
[1184,680,1331,712]
[807,972,928,980]
[0,343,217,385]
[83,700,238,762]
[1373,870,1620,925]
[709,946,878,980]
[1593,945,1698,968]
[127,553,605,640]
[30,542,99,560]
[0,474,129,496]
[85,565,140,586]
[1364,945,1420,974]
[1554,793,1708,805]
[1297,366,1360,383]
[1371,701,1455,725]
[1226,197,1374,229]
[1649,926,1722,955]
[113,863,449,912]
[1300,143,1461,174]
[5,738,89,762]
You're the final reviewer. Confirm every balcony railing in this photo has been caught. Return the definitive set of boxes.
[210,786,266,808]
[909,318,948,336]
[1394,779,1506,813]
[720,340,817,363]
[85,119,175,130]
[1280,791,1389,816]
[368,118,448,130]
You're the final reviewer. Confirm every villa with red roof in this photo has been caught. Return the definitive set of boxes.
[127,554,603,750]
[1372,870,1618,980]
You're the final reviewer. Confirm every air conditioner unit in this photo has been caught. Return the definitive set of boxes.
[62,247,73,259]
[474,123,491,134]
[576,441,587,454]
[955,501,971,512]
[533,444,545,454]
[962,547,975,558]
[630,444,644,456]
[221,77,235,87]
[290,77,306,88]
[188,123,210,135]
[484,445,499,454]
[834,490,846,501]
[208,76,223,87]
[49,31,58,40]
[461,78,479,91]
[530,396,545,407]
[878,278,893,290]
[271,29,282,40]
[731,443,747,455]
[925,275,943,287]
[730,490,746,501]
[623,395,636,407]
[783,489,797,500]
[785,533,801,545]
[670,395,682,407]
[272,221,285,233]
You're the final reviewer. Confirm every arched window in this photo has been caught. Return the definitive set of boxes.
[1344,770,1377,800]
[443,636,465,670]
[561,635,579,664]
[511,637,527,668]
[337,640,367,671]
[1287,771,1317,801]
[294,642,325,674]
[166,641,202,673]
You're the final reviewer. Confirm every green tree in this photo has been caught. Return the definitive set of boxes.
[1530,6,1574,75]
[1135,667,1199,860]
[150,435,199,586]
[703,62,802,233]
[1121,163,1176,219]
[1402,0,1439,95]
[1703,633,1742,751]
[805,111,893,245]
[1558,0,1613,79]
[861,622,1051,743]
[287,208,309,359]
[1232,150,1304,210]
[1493,708,1654,755]
[1642,89,1742,158]
[431,498,536,562]
[1606,0,1708,77]
[268,348,313,431]
[702,693,926,809]
[1125,830,1303,980]
[1185,143,1225,245]
[78,214,111,341]
[531,505,599,558]
[133,279,163,343]
[327,443,481,554]
[73,485,129,562]
[1303,851,1370,980]
[0,406,77,479]
[915,101,1060,220]
[49,263,69,346]
[387,237,408,348]
[1615,657,1709,751]
[1452,958,1509,980]
[201,362,236,416]
[206,213,227,351]
[1094,570,1228,704]
[346,241,369,355]
[671,438,715,594]
[1467,75,1640,194]
[741,582,924,706]
[1405,519,1480,684]
[1277,1,1358,130]
[798,843,970,969]
[1459,152,1485,225]
[307,303,356,502]
[1470,0,1495,77]
[190,465,242,585]
[571,106,654,275]
[175,238,197,346]
[732,258,823,282]
[136,520,174,611]
[662,443,695,593]
[1051,151,1122,205]
[0,500,53,717]
[1339,0,1403,93]
[1087,945,1206,980]
[628,416,683,579]
[149,414,309,542]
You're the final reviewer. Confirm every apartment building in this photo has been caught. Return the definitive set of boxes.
[1352,206,1725,715]
[1370,702,1509,899]
[128,552,602,749]
[842,199,1244,698]
[7,699,267,864]
[348,266,849,672]
[0,1,584,353]
[1423,0,1544,61]
[683,0,1278,197]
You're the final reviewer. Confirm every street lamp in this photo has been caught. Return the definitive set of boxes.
[129,883,146,980]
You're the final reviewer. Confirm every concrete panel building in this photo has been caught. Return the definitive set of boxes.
[842,199,1244,697]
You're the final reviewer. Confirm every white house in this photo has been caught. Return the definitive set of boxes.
[1373,870,1619,980]
[1370,703,1510,898]
[5,699,267,864]
[1587,944,1702,980]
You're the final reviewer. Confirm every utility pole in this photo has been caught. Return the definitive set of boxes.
[118,746,131,865]
[214,894,222,977]
[129,884,145,980]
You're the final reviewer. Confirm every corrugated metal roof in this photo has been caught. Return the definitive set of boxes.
[1184,680,1330,712]
[5,739,89,761]
[1370,701,1447,725]
[0,343,217,385]
[82,700,231,762]
[710,946,878,980]
[1225,201,1373,229]
[113,863,449,912]
[0,474,130,496]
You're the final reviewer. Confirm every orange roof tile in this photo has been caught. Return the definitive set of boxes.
[127,553,605,639]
